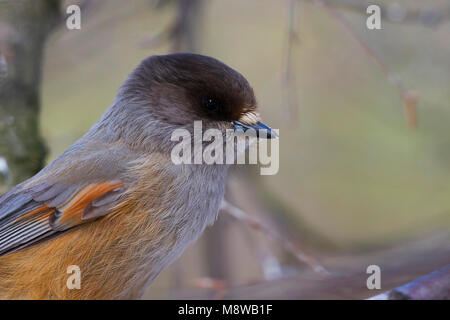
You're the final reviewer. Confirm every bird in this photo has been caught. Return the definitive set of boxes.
[0,53,276,299]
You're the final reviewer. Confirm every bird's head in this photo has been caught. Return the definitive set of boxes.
[110,53,276,153]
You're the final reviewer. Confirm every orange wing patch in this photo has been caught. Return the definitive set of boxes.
[0,181,124,256]
[15,205,51,222]
[54,181,123,230]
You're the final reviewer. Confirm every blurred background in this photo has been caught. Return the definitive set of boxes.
[0,0,449,299]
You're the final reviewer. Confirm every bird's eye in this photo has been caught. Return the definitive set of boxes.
[202,97,220,112]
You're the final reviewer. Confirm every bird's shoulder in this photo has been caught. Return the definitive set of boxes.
[0,139,136,256]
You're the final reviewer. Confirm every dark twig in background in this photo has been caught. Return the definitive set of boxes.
[369,264,450,300]
[140,0,204,51]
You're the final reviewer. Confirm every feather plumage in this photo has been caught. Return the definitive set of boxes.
[0,181,124,256]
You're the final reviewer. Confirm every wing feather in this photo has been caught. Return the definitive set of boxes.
[0,181,124,256]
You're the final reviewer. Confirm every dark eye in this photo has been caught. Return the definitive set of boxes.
[202,97,220,112]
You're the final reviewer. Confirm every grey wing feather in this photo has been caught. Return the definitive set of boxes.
[0,180,124,256]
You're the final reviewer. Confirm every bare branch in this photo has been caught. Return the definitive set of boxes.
[282,0,300,126]
[221,200,330,277]
[140,0,204,51]
[369,264,450,300]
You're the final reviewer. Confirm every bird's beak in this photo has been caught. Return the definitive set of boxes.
[233,120,279,139]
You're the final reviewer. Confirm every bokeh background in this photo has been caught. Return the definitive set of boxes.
[0,0,449,299]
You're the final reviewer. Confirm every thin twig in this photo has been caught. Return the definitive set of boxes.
[221,200,330,277]
[282,0,300,126]
[315,0,419,128]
